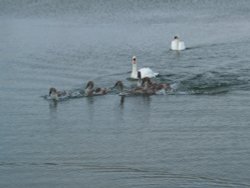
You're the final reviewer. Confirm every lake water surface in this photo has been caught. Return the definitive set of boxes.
[0,0,250,187]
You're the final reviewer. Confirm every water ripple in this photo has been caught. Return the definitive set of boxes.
[1,162,249,187]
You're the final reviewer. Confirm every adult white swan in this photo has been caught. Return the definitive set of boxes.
[130,56,159,79]
[171,36,186,51]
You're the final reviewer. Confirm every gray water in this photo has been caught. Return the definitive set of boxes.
[1,0,250,187]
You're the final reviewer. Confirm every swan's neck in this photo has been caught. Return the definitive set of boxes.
[174,39,180,46]
[131,63,138,79]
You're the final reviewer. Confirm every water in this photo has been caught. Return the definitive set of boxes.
[1,0,250,187]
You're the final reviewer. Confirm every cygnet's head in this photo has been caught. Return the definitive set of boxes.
[85,81,94,89]
[141,77,152,88]
[49,87,57,96]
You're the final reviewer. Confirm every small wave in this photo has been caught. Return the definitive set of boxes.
[42,68,249,101]
[167,70,249,95]
[1,161,249,187]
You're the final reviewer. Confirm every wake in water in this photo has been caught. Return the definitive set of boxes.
[162,70,249,95]
[43,71,248,101]
[43,77,173,102]
[43,88,85,101]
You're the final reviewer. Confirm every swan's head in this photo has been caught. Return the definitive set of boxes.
[85,81,94,89]
[49,87,59,100]
[132,56,137,64]
[174,36,179,39]
[49,87,57,96]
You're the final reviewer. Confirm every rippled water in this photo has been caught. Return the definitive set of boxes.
[1,0,250,187]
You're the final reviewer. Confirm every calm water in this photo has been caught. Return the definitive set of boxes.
[1,0,250,187]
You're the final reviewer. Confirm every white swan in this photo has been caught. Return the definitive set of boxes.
[171,36,186,51]
[130,56,159,79]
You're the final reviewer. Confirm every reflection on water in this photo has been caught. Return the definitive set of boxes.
[49,100,58,110]
[119,95,125,107]
[86,96,95,105]
[49,100,58,120]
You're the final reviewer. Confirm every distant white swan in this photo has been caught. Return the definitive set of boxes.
[171,36,186,51]
[130,56,159,79]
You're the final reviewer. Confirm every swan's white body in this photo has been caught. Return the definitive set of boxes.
[130,56,159,79]
[171,38,186,51]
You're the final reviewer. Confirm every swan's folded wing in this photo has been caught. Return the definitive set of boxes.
[139,67,159,78]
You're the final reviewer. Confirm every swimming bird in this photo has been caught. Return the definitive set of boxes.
[113,81,125,93]
[84,81,108,96]
[141,77,171,94]
[130,56,159,79]
[113,79,155,96]
[84,81,94,96]
[94,87,108,95]
[171,36,186,51]
[49,87,67,100]
[113,81,133,96]
[139,77,156,95]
